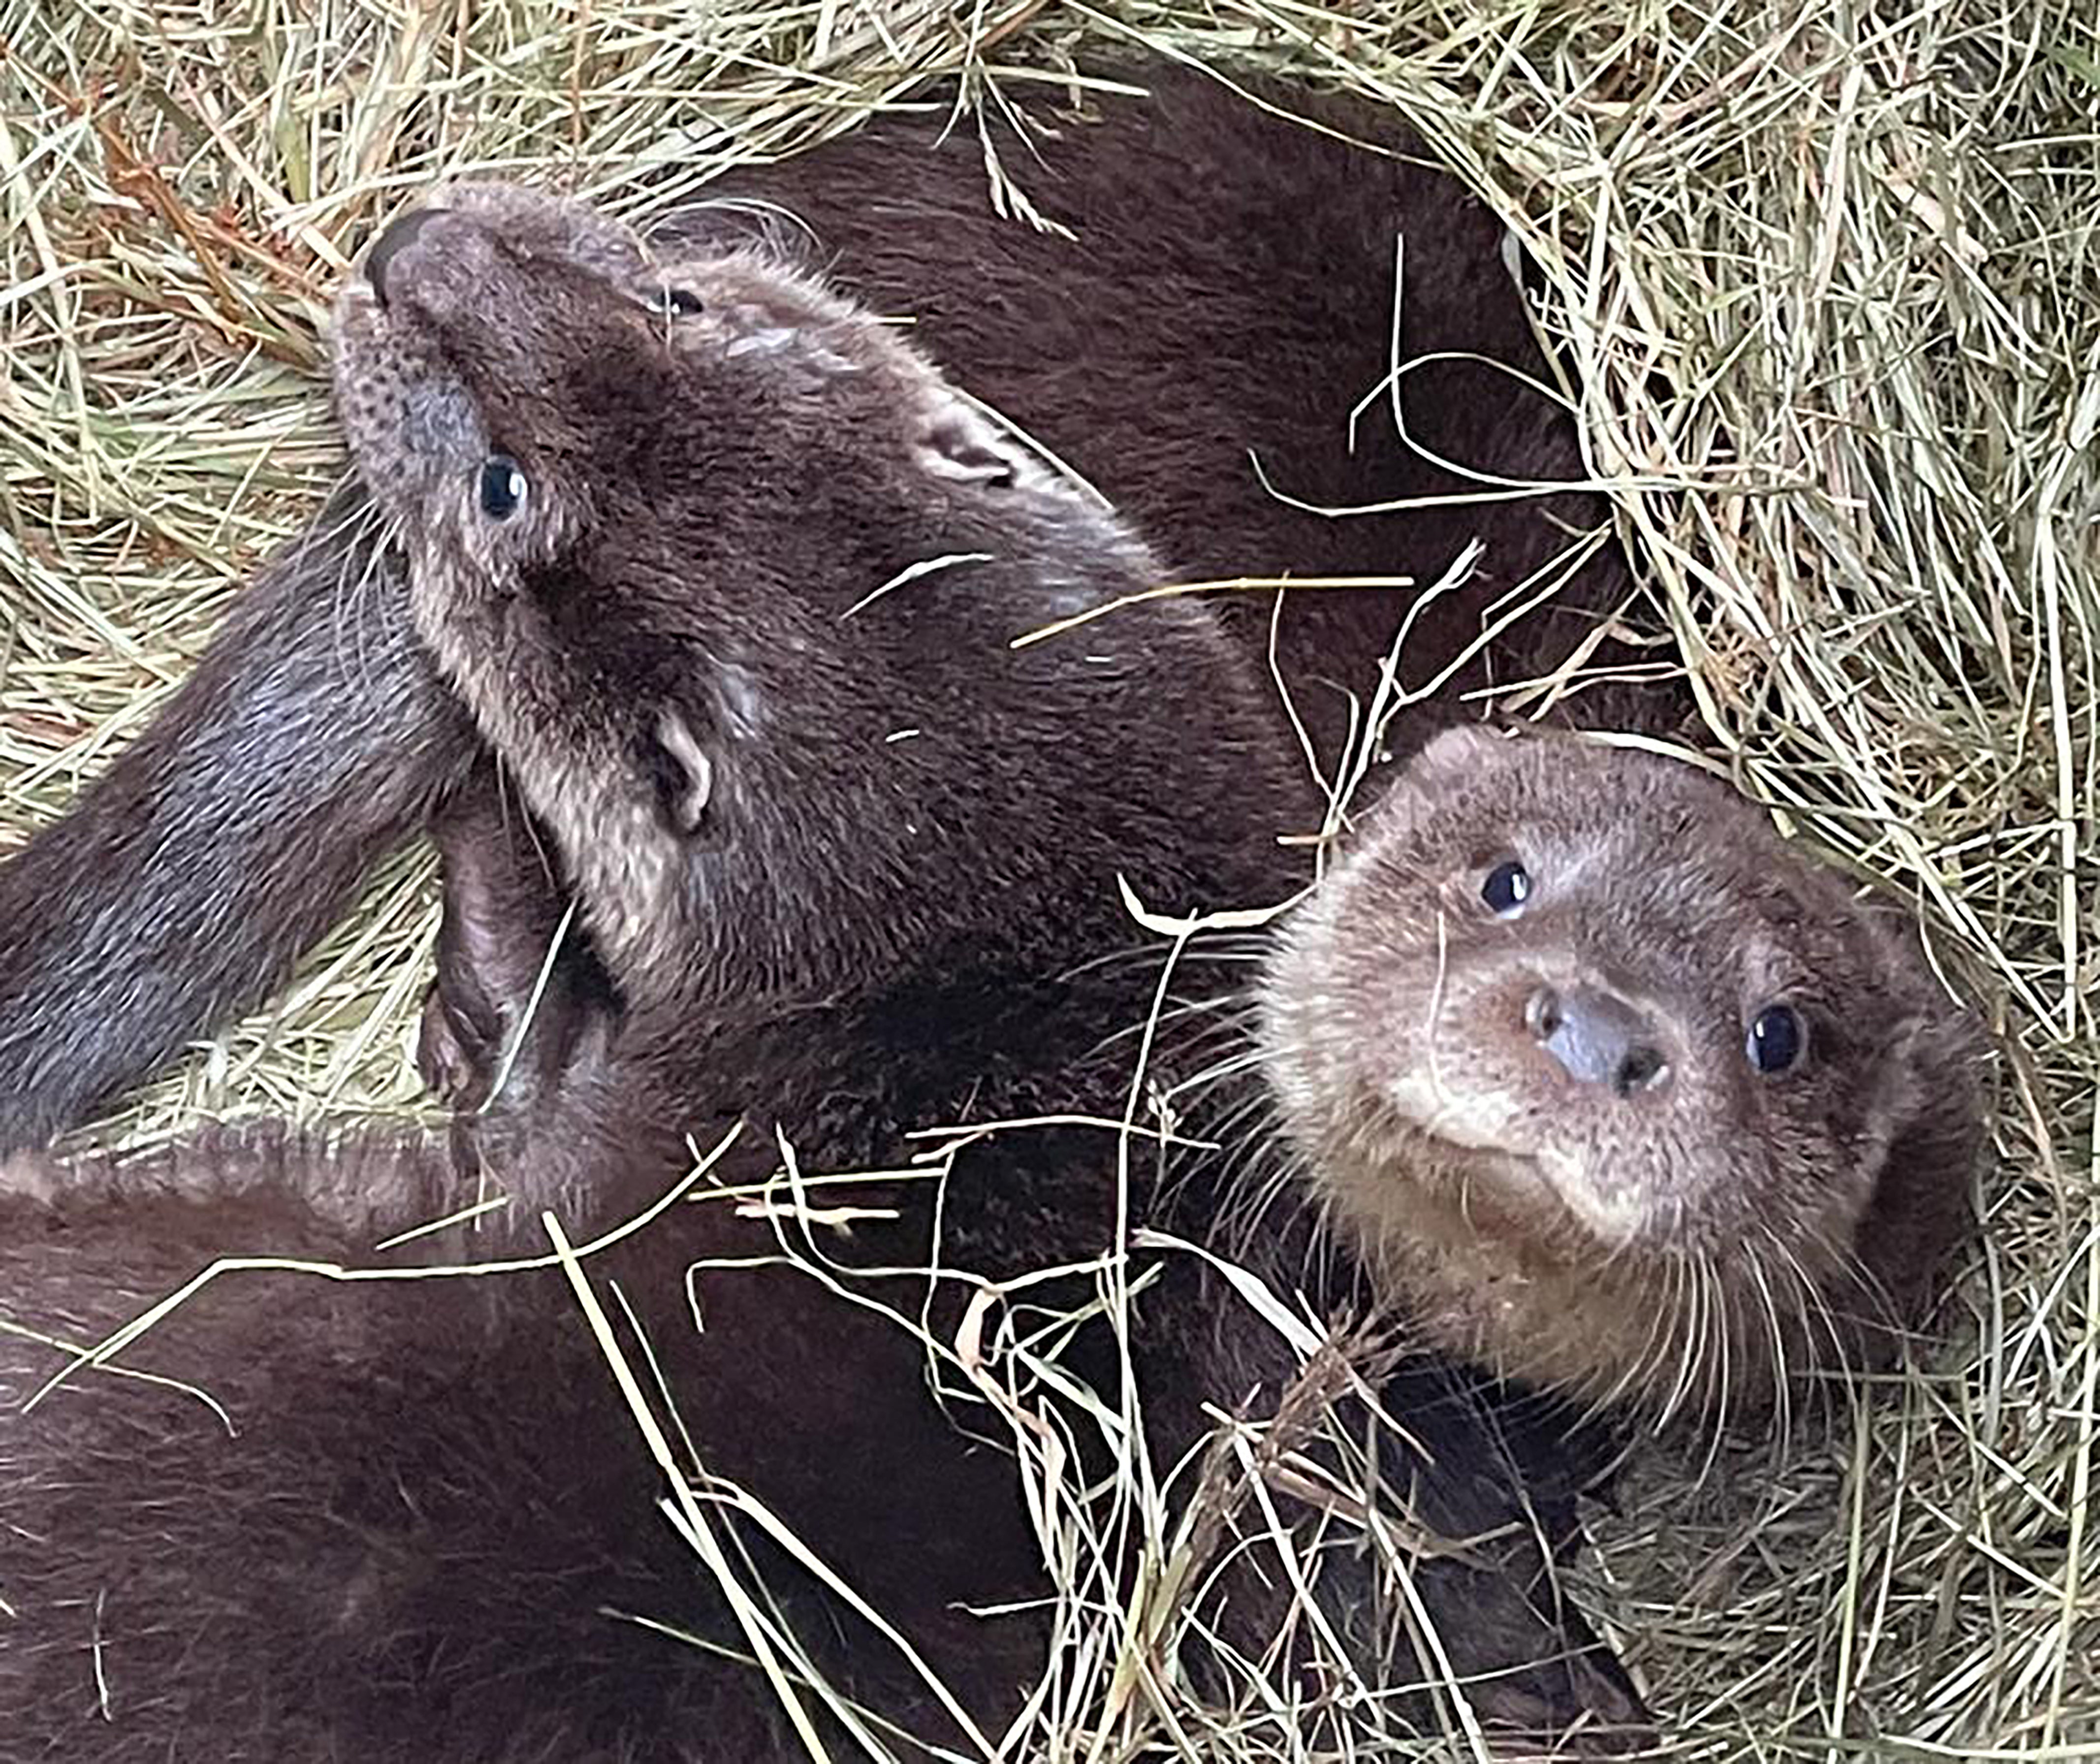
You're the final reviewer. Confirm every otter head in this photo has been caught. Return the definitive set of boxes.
[1262,724,1988,1420]
[330,184,1291,1008]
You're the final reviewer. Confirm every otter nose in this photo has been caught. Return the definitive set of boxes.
[1525,984,1672,1098]
[364,206,451,306]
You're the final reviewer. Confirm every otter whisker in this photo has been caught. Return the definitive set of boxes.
[1746,1246,1794,1456]
[1209,1092,1285,1209]
[1207,1095,1286,1188]
[315,487,392,708]
[1691,1260,1741,1486]
[1610,1252,1680,1422]
[1169,1046,1272,1112]
[1803,1210,1912,1352]
[1642,1257,1691,1427]
[1419,905,1455,1115]
[347,525,405,714]
[1771,1228,1861,1390]
[1654,1256,1708,1431]
[1065,936,1272,988]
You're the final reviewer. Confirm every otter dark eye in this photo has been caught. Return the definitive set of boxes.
[1747,1004,1807,1075]
[659,287,704,318]
[478,456,526,521]
[1481,860,1531,916]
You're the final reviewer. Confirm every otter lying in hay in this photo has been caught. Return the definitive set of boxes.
[0,186,1650,1758]
[0,64,1653,1153]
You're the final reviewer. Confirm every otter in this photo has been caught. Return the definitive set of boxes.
[0,62,1666,1153]
[0,188,1645,1758]
[1262,724,1987,1423]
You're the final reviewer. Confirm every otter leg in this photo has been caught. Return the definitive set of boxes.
[1129,1257,1650,1756]
[0,488,476,1152]
[419,766,580,1111]
[414,767,624,1172]
[1363,1382,1650,1756]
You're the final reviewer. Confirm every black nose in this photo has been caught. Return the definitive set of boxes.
[1526,984,1672,1098]
[364,206,451,306]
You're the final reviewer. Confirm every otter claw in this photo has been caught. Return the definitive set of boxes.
[414,976,502,1111]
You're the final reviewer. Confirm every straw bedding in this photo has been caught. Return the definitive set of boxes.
[3,0,2095,1753]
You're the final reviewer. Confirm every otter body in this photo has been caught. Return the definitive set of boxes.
[0,190,1642,1758]
[0,63,1654,1152]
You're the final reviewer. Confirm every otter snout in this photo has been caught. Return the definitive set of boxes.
[361,205,504,321]
[365,206,452,307]
[1524,983,1672,1098]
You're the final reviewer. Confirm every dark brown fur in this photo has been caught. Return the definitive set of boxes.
[0,63,1666,1151]
[0,185,1645,1759]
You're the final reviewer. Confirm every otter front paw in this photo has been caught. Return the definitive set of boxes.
[1470,1654,1653,1760]
[418,766,573,1116]
[415,970,506,1112]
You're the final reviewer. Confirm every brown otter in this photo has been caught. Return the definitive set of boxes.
[1262,723,1987,1423]
[0,188,1644,1758]
[0,62,1663,1153]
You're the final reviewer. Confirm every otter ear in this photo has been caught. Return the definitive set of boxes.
[1848,1001,1989,1326]
[916,403,1020,489]
[645,709,714,835]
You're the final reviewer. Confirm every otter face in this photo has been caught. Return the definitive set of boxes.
[1262,724,1986,1414]
[328,184,1242,999]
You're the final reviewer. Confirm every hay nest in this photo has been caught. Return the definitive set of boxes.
[4,0,2095,1754]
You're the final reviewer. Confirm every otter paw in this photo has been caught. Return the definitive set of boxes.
[1473,1657,1654,1760]
[414,977,504,1112]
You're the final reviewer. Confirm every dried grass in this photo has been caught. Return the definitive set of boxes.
[4,0,2097,1755]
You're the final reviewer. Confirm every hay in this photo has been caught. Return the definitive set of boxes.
[4,0,2096,1754]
